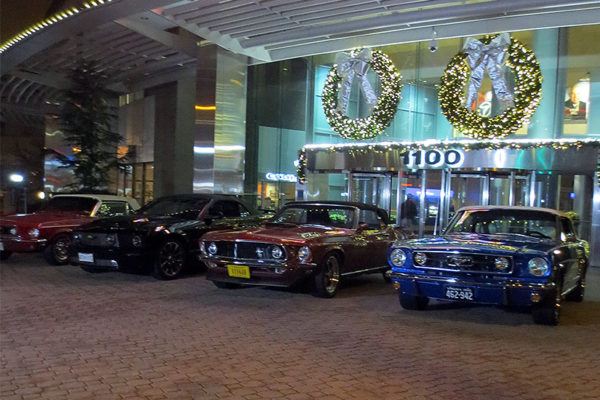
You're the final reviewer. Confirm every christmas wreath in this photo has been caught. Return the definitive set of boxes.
[322,49,402,140]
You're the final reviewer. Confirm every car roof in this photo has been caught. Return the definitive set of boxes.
[456,205,569,217]
[152,193,246,202]
[51,194,140,208]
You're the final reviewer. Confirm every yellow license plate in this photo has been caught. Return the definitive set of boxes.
[227,264,250,279]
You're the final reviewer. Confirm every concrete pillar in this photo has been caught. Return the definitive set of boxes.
[150,74,196,197]
[528,28,567,139]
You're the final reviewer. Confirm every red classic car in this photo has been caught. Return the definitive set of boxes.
[200,201,406,297]
[0,194,139,265]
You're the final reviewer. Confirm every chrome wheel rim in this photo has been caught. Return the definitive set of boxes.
[324,256,340,294]
[54,238,70,263]
[158,242,185,277]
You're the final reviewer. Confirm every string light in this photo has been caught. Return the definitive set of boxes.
[296,138,600,183]
[322,49,402,140]
[438,35,543,139]
[0,2,112,54]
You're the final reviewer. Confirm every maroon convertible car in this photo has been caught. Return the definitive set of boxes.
[200,201,406,297]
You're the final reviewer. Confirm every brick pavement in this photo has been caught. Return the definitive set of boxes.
[1,253,600,400]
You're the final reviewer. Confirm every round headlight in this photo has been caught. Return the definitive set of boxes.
[389,248,407,267]
[413,252,427,266]
[131,235,142,247]
[528,257,549,276]
[9,227,17,235]
[494,257,510,272]
[298,246,311,263]
[271,245,284,259]
[73,233,81,242]
[28,228,40,238]
[208,242,218,255]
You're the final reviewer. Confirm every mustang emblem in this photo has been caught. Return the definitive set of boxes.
[447,255,473,268]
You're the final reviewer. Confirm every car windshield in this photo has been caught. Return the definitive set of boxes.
[137,198,209,218]
[445,209,558,240]
[43,196,98,214]
[271,205,356,228]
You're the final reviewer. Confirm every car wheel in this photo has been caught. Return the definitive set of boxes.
[43,234,71,265]
[532,279,562,325]
[313,253,341,298]
[0,250,12,261]
[399,292,429,310]
[565,264,587,302]
[212,281,241,289]
[152,239,186,280]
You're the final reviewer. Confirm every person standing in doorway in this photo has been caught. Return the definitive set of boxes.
[400,194,418,234]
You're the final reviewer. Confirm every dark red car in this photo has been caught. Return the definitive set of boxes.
[200,201,406,297]
[0,194,139,265]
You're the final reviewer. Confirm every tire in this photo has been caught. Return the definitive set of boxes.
[313,253,341,298]
[0,251,12,261]
[152,239,186,280]
[212,281,241,289]
[532,279,562,326]
[43,234,71,265]
[565,264,587,302]
[399,292,429,310]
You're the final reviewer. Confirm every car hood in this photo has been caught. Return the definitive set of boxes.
[0,211,91,228]
[75,214,205,233]
[203,223,353,245]
[400,233,556,256]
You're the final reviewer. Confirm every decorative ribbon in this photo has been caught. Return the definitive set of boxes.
[335,48,378,113]
[463,33,514,109]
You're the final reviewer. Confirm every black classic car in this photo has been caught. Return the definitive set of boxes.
[200,201,407,297]
[388,206,589,325]
[69,194,266,279]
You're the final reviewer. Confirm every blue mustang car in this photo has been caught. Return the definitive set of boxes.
[388,206,589,325]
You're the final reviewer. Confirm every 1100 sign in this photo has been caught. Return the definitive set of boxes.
[402,149,464,169]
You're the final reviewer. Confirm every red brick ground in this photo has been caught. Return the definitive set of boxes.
[2,253,600,399]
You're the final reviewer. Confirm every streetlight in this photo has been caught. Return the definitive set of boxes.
[9,173,27,213]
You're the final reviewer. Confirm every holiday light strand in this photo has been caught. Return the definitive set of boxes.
[296,138,600,183]
[438,35,543,139]
[0,1,115,54]
[322,49,402,140]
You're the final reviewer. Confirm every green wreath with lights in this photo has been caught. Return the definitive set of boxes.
[439,35,542,139]
[322,50,402,140]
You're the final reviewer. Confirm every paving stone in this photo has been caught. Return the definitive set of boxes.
[1,254,600,399]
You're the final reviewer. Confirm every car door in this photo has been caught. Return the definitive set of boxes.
[352,209,394,270]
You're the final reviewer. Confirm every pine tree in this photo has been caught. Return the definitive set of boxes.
[57,61,123,192]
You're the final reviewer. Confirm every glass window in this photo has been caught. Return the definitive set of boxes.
[358,209,385,229]
[44,196,97,214]
[95,201,130,217]
[209,201,246,218]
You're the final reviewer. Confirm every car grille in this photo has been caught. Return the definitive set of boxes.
[76,232,120,247]
[209,241,287,262]
[414,251,513,274]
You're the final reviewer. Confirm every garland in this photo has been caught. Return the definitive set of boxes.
[322,50,402,140]
[296,139,600,183]
[439,35,542,139]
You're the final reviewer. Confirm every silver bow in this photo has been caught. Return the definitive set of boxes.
[463,33,514,109]
[335,48,378,113]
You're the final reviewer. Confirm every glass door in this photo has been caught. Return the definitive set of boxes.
[349,173,396,221]
[449,173,488,210]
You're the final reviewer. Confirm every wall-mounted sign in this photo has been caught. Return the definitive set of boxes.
[266,172,298,183]
[403,149,465,169]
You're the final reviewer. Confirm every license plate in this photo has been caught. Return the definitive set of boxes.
[78,252,94,263]
[227,264,250,279]
[445,286,474,301]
